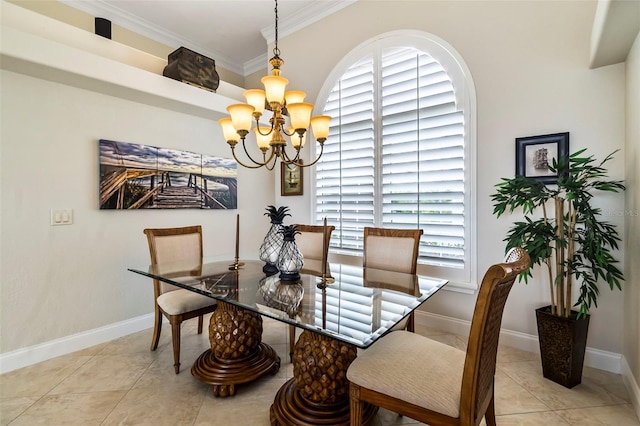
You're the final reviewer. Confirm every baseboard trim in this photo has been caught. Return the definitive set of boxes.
[416,311,622,373]
[0,313,155,374]
[621,356,640,420]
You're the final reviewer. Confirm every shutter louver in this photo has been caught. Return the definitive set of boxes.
[316,44,467,272]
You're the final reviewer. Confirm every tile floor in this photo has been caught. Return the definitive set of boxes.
[1,316,638,426]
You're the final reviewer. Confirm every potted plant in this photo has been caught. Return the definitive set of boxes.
[491,148,625,388]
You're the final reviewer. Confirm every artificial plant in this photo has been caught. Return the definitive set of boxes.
[491,149,625,318]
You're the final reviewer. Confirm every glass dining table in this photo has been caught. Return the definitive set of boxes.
[129,258,447,425]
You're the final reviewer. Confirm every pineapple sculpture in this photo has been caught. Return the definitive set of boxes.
[259,205,290,275]
[277,225,304,281]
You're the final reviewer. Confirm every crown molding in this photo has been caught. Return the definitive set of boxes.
[59,0,357,77]
[261,0,357,43]
[58,0,243,75]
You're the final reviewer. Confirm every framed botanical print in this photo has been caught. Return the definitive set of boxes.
[281,161,303,196]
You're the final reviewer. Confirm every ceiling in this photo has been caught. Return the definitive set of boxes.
[60,0,356,76]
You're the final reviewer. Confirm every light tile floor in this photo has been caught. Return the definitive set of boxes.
[1,316,638,425]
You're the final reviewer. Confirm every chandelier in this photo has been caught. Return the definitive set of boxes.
[218,0,330,170]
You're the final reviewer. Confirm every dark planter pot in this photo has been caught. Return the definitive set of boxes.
[535,306,590,389]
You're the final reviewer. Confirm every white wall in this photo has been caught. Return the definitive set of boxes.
[0,69,274,354]
[277,0,626,354]
[624,31,640,400]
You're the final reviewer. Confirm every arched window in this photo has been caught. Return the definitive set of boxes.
[313,31,476,286]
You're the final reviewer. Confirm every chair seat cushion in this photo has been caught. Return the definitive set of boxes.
[157,289,216,315]
[347,330,465,418]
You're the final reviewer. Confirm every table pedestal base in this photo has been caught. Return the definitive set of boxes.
[192,344,280,397]
[270,378,377,425]
[191,300,280,397]
[269,330,377,425]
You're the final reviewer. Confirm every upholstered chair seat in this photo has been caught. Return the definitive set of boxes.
[348,247,530,426]
[348,331,465,417]
[156,289,217,315]
[143,225,217,374]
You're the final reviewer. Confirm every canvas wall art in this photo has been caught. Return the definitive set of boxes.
[99,139,237,209]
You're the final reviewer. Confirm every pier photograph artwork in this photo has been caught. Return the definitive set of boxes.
[99,139,237,210]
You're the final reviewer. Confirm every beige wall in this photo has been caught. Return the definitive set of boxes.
[277,0,627,354]
[624,31,640,396]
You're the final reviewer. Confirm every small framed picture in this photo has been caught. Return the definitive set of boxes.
[516,132,569,184]
[281,161,303,196]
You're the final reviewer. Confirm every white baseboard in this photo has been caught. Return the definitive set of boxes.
[621,357,640,421]
[416,311,622,373]
[0,313,156,374]
[416,311,640,415]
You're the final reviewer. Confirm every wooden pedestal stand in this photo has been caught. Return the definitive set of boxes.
[270,330,377,425]
[191,300,281,397]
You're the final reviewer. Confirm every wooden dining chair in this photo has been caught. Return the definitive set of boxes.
[143,225,218,374]
[288,223,335,361]
[363,226,423,331]
[347,247,530,426]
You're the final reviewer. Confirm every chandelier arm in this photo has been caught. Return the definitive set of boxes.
[255,117,276,136]
[230,146,269,169]
[298,143,325,168]
[280,145,302,164]
[265,157,278,171]
[240,138,271,166]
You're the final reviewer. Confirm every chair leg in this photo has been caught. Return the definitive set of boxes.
[289,325,296,362]
[170,320,181,374]
[485,391,497,426]
[349,383,363,426]
[407,312,415,333]
[197,315,204,334]
[150,305,162,351]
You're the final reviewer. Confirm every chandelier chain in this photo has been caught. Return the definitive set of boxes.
[273,0,280,58]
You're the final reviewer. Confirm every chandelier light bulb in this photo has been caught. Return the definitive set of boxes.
[227,103,255,133]
[287,102,313,131]
[288,126,306,148]
[219,117,239,142]
[243,89,266,116]
[262,75,289,104]
[310,115,331,141]
[254,127,273,150]
[284,90,306,104]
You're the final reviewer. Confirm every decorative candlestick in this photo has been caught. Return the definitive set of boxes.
[229,213,245,270]
[318,217,334,287]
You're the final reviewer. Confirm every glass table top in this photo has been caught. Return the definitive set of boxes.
[129,258,448,348]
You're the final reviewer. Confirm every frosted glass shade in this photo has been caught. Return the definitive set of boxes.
[244,89,266,115]
[254,126,272,150]
[262,76,289,104]
[219,117,239,142]
[284,90,306,104]
[227,103,255,132]
[311,115,331,140]
[288,126,306,148]
[287,102,313,130]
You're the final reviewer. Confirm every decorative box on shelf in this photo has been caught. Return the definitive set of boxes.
[163,46,220,92]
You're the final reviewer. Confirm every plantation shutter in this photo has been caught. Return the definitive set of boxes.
[316,57,375,252]
[380,47,465,268]
[316,45,467,272]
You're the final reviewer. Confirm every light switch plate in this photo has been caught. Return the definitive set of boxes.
[50,209,73,226]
